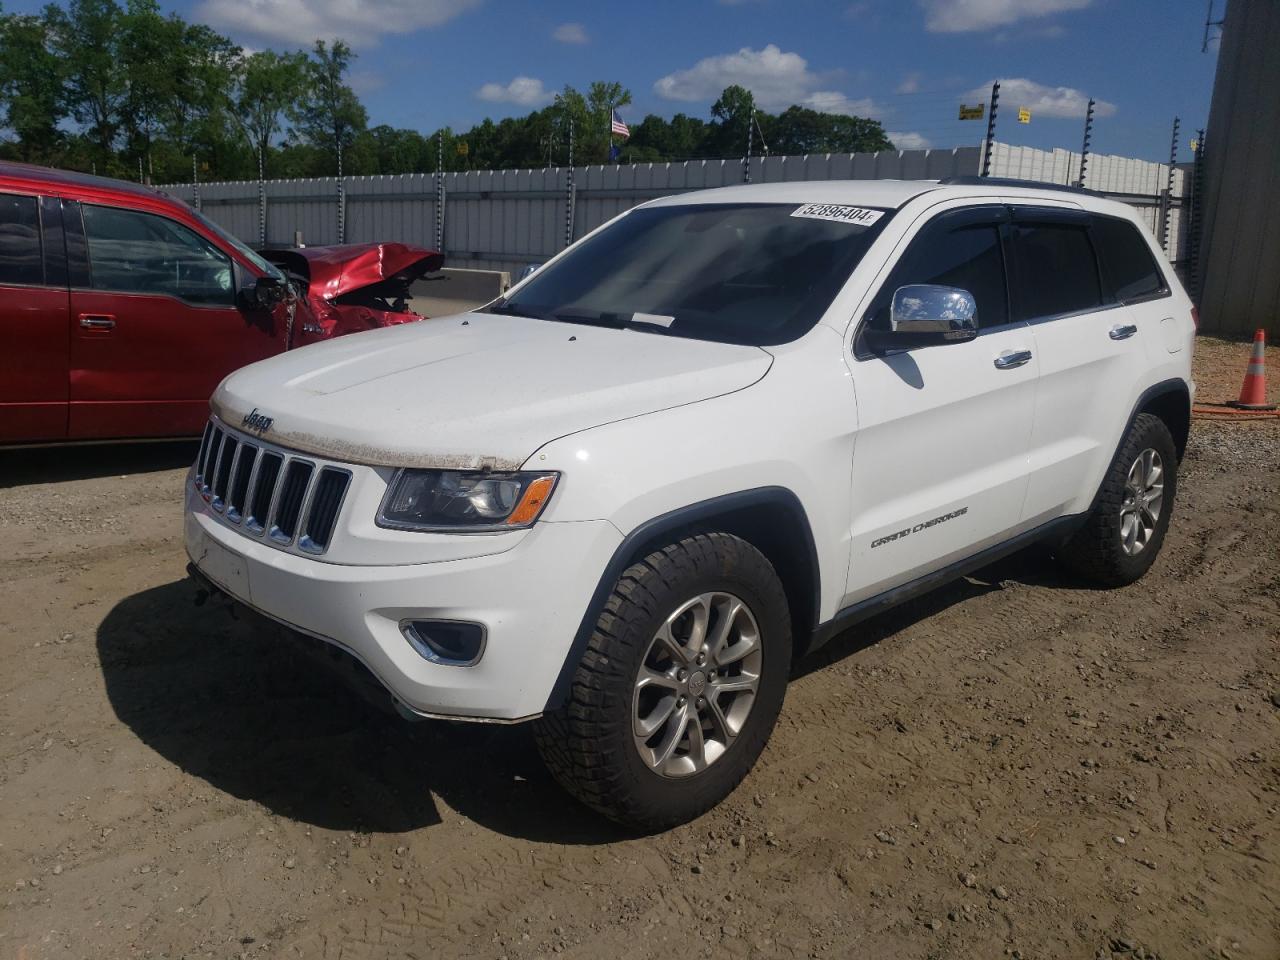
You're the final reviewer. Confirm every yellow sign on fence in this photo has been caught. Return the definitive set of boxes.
[1018,107,1032,124]
[958,103,985,121]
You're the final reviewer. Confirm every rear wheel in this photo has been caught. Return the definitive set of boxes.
[1057,412,1178,587]
[534,532,791,830]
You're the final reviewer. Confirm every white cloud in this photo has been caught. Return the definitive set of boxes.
[475,76,554,107]
[654,44,882,116]
[896,72,922,94]
[887,131,931,149]
[920,0,1091,32]
[964,77,1115,118]
[195,0,481,47]
[552,22,588,44]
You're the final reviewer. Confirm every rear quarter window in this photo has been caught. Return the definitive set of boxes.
[0,193,43,286]
[1090,215,1167,302]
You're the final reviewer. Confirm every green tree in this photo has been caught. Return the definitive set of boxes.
[234,49,306,176]
[44,0,126,170]
[768,105,893,154]
[0,10,68,162]
[289,39,367,175]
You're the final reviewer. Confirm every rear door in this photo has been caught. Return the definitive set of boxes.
[843,204,1039,604]
[67,201,281,439]
[1011,208,1156,523]
[0,192,70,442]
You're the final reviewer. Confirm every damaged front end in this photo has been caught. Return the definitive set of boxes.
[259,242,444,344]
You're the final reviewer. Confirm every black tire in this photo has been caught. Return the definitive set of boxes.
[534,532,791,831]
[1057,412,1178,587]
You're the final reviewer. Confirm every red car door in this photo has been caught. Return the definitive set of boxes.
[0,192,70,442]
[67,200,284,439]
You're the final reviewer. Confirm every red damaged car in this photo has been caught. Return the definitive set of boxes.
[0,161,441,444]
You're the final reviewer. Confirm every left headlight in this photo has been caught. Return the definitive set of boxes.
[376,469,559,532]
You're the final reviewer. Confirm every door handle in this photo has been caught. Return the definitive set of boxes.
[1109,323,1138,340]
[994,349,1033,370]
[79,314,116,330]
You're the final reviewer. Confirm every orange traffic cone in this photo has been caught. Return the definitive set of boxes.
[1227,329,1276,410]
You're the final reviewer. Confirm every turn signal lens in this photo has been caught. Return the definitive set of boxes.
[506,474,558,526]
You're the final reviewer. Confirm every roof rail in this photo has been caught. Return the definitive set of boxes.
[938,176,1105,197]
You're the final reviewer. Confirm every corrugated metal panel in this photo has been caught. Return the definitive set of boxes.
[163,142,1184,277]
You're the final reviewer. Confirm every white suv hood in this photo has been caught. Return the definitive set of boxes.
[211,312,773,469]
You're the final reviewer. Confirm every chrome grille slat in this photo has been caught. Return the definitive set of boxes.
[191,417,351,557]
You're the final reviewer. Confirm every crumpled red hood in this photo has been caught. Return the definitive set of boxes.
[259,242,444,344]
[263,242,443,300]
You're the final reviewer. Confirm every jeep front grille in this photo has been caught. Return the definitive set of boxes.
[194,419,351,556]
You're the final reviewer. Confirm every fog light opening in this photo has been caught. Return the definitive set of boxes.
[401,620,486,666]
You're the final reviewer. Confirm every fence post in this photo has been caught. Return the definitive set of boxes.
[1161,117,1180,254]
[1187,129,1206,298]
[1077,98,1095,187]
[565,119,575,249]
[336,140,346,244]
[257,147,267,246]
[191,155,201,212]
[435,133,445,253]
[981,81,1000,177]
[743,107,753,184]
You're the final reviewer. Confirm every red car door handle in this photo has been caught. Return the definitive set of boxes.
[79,314,116,330]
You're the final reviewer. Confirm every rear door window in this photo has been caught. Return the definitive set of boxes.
[81,204,234,306]
[1009,221,1103,321]
[1090,215,1167,302]
[0,193,44,287]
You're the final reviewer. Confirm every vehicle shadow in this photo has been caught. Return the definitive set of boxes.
[95,577,634,844]
[0,439,200,488]
[97,549,1082,842]
[796,545,1085,677]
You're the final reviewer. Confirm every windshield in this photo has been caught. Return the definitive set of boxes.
[490,202,893,345]
[192,208,283,279]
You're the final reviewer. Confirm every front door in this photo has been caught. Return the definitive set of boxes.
[843,204,1039,605]
[0,192,70,442]
[67,201,281,439]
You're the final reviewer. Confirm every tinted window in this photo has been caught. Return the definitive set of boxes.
[1091,216,1166,302]
[82,204,234,306]
[1011,223,1102,321]
[0,193,43,287]
[493,203,891,346]
[867,220,1008,330]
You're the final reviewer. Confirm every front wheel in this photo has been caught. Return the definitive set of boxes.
[534,532,791,830]
[1057,412,1178,587]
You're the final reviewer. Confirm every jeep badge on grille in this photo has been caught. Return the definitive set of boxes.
[241,408,274,435]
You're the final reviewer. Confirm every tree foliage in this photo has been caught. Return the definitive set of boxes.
[0,0,897,181]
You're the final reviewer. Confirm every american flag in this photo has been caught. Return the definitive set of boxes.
[611,110,630,138]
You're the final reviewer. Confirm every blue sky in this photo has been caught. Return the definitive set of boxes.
[12,0,1222,161]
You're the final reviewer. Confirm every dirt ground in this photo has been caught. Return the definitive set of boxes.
[2,336,1277,960]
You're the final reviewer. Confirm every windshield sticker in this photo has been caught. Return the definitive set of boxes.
[631,312,676,328]
[791,203,885,226]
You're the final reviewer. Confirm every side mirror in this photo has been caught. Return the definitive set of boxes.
[863,284,979,352]
[250,274,289,309]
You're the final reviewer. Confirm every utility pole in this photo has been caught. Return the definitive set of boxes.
[1161,117,1180,253]
[565,119,576,249]
[1077,97,1096,188]
[981,81,1000,177]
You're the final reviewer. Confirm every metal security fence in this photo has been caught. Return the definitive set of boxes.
[164,142,1190,278]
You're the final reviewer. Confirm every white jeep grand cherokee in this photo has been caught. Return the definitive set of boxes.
[186,178,1195,829]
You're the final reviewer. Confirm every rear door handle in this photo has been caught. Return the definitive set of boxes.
[79,314,116,331]
[1109,323,1138,340]
[994,349,1033,370]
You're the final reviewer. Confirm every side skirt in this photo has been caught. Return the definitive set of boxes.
[809,513,1086,651]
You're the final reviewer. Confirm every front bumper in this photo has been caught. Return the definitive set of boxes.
[184,481,621,721]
